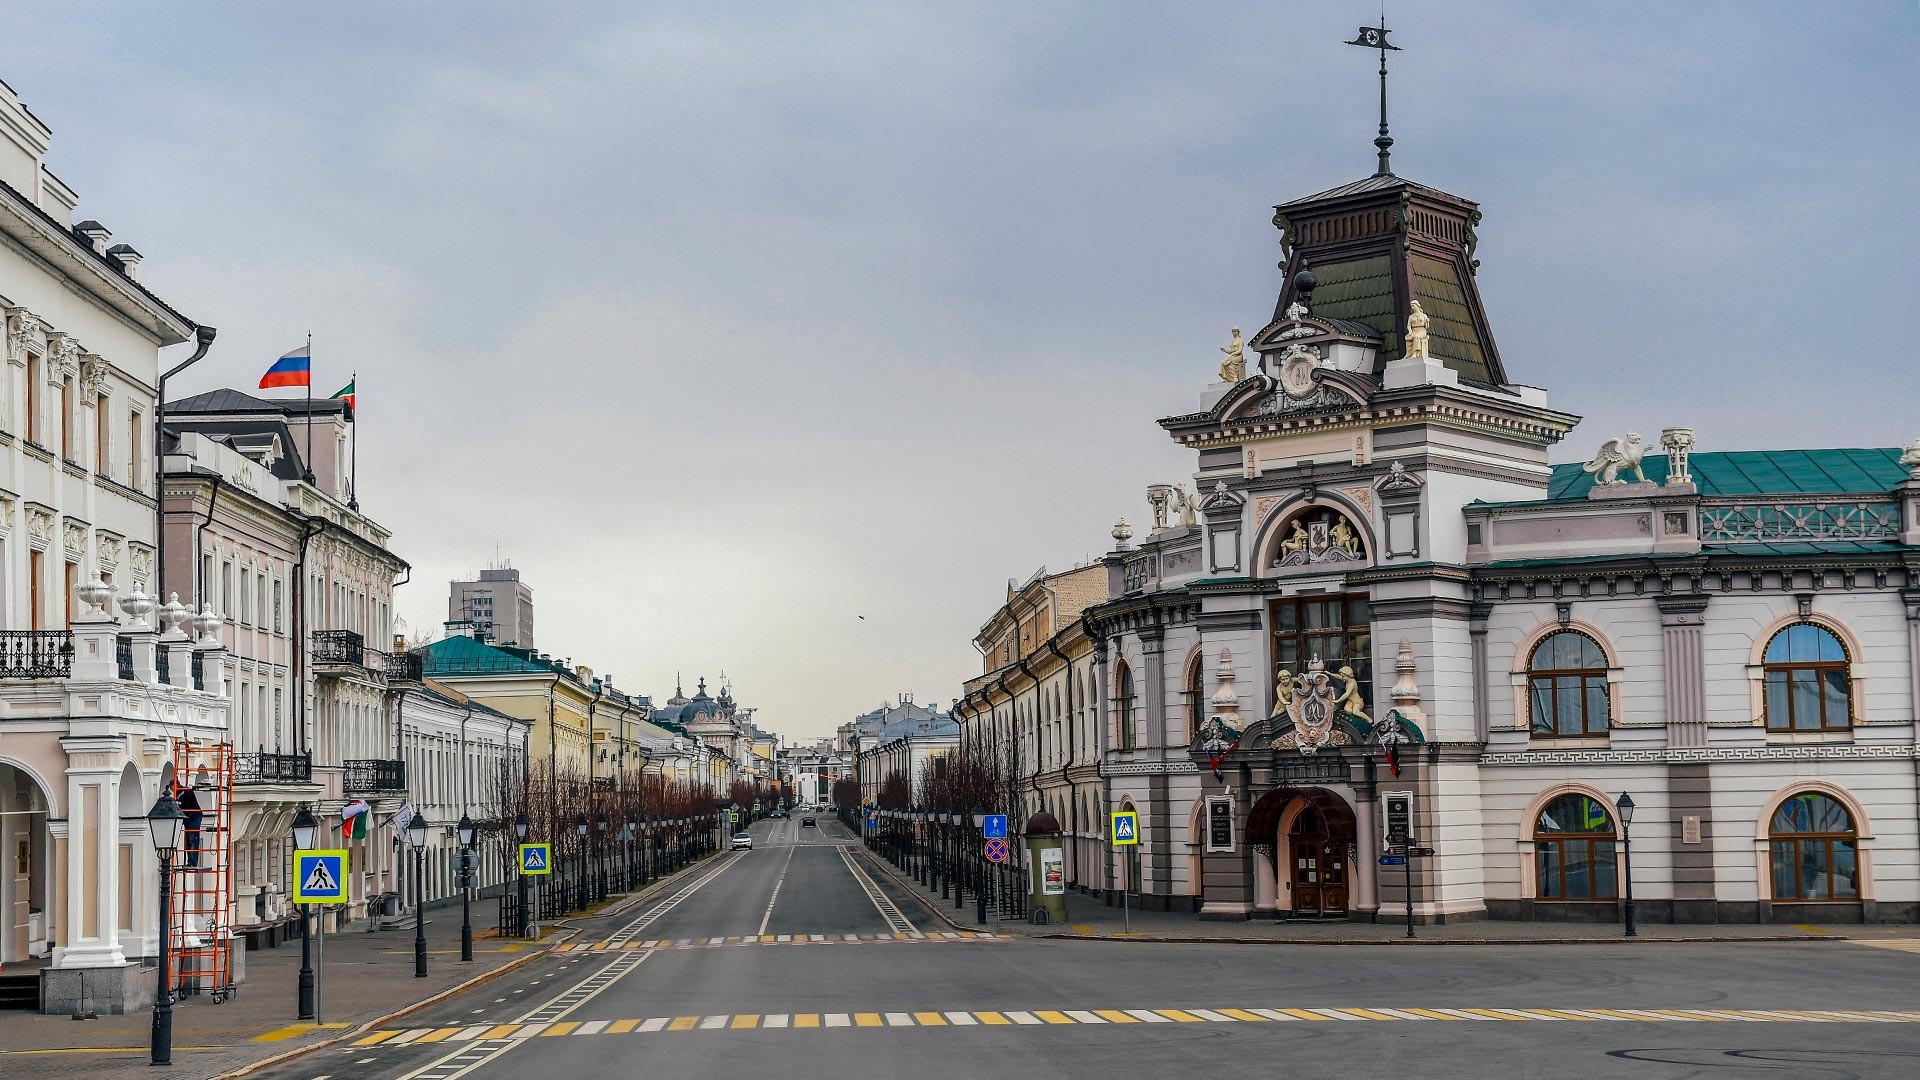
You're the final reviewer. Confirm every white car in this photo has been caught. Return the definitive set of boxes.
[731,832,753,851]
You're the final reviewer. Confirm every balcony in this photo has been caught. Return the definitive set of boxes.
[312,629,365,671]
[235,751,313,785]
[0,630,74,679]
[342,758,406,793]
[383,650,423,682]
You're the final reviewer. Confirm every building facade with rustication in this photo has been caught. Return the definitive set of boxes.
[1081,158,1920,925]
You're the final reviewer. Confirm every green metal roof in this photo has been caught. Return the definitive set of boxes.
[1541,448,1909,501]
[422,634,561,677]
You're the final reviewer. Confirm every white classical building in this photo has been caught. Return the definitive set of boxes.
[0,76,237,1011]
[396,682,528,910]
[978,139,1920,926]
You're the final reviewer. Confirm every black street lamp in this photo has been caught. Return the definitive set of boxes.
[970,805,988,924]
[575,816,589,908]
[147,789,185,1066]
[406,814,431,976]
[1616,792,1637,938]
[457,815,476,962]
[597,814,609,900]
[513,810,531,938]
[291,806,319,1019]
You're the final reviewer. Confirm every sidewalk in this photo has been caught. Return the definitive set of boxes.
[0,857,716,1079]
[858,846,1915,945]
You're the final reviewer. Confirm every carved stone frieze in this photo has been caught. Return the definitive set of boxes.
[130,545,154,581]
[96,533,122,569]
[6,307,48,363]
[62,520,86,559]
[1339,485,1374,516]
[79,354,108,395]
[25,505,54,550]
[44,331,80,381]
[1274,508,1365,569]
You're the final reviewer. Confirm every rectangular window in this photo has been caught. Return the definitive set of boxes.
[257,572,267,631]
[128,409,142,491]
[64,560,77,629]
[222,562,234,620]
[1269,594,1373,716]
[94,394,109,474]
[200,554,214,611]
[239,570,251,625]
[60,377,72,459]
[29,549,43,630]
[25,355,40,443]
[273,577,284,633]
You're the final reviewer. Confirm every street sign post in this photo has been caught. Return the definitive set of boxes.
[982,815,1008,839]
[1110,811,1139,932]
[984,837,1009,864]
[519,843,552,875]
[1407,846,1435,857]
[293,849,348,904]
[1378,855,1407,866]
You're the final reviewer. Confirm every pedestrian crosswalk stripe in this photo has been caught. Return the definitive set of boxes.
[559,931,1007,954]
[349,1004,1920,1045]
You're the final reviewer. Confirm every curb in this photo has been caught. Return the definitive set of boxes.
[854,844,1854,949]
[210,853,726,1080]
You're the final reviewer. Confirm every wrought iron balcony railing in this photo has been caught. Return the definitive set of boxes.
[0,629,74,679]
[342,758,406,793]
[312,629,368,668]
[116,635,134,681]
[234,752,313,785]
[383,650,423,682]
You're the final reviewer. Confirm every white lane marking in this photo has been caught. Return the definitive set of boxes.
[757,845,798,936]
[1065,1010,1107,1024]
[1126,1009,1173,1023]
[1006,1011,1043,1025]
[639,1018,668,1032]
[825,1013,851,1028]
[884,1012,914,1026]
[944,1011,979,1026]
[838,846,919,936]
[765,1014,790,1028]
[1249,1008,1298,1021]
[699,1016,727,1030]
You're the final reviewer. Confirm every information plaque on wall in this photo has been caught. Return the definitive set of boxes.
[1207,798,1235,852]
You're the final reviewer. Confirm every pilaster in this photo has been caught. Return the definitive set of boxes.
[1657,594,1710,748]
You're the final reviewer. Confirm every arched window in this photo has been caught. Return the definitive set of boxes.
[1184,653,1206,743]
[1115,663,1136,750]
[1769,792,1858,901]
[1534,794,1616,900]
[1763,624,1851,732]
[1528,631,1609,737]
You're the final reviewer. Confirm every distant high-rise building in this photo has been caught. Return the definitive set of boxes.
[448,564,534,647]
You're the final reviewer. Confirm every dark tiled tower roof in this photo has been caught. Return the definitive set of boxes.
[1265,172,1505,385]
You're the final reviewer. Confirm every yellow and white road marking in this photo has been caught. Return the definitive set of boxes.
[351,1004,1920,1045]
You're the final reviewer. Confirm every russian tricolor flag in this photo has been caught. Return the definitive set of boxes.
[259,345,311,390]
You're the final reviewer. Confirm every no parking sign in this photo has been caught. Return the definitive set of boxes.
[983,837,1009,864]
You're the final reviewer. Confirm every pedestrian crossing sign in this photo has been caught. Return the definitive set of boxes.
[1111,811,1139,847]
[519,843,552,875]
[292,849,348,904]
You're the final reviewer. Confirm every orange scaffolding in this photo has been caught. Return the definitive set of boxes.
[169,739,235,1001]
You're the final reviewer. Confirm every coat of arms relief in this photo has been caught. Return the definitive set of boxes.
[1270,658,1371,755]
[1274,509,1364,568]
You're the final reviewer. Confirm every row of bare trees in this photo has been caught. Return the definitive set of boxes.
[477,757,720,871]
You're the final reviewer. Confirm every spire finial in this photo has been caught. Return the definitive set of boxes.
[1346,21,1401,176]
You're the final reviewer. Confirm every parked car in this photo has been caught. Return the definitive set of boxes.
[801,817,817,828]
[732,832,754,850]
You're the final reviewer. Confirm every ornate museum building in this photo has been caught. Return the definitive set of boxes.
[1076,151,1920,925]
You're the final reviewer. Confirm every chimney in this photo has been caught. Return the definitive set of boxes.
[442,619,476,638]
[73,219,111,255]
[105,243,142,278]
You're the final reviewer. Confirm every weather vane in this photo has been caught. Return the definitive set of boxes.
[1346,21,1401,176]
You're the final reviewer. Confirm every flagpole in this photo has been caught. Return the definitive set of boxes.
[347,370,359,511]
[302,331,316,483]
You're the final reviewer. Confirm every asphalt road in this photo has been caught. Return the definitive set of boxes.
[262,817,1920,1080]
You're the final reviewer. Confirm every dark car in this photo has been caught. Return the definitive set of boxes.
[801,817,817,828]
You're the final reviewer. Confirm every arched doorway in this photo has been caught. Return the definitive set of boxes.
[1249,788,1356,918]
[1,760,55,965]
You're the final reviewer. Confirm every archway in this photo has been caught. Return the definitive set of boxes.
[0,760,56,965]
[1248,788,1356,917]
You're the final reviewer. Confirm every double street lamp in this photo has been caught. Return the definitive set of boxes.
[457,815,476,962]
[970,806,988,924]
[291,806,319,1019]
[406,813,431,977]
[147,789,185,1066]
[1616,792,1638,938]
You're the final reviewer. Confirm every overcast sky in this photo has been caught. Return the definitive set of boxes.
[7,3,1916,739]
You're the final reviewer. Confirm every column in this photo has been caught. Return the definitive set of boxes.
[55,737,124,968]
[1138,629,1166,900]
[1353,794,1380,916]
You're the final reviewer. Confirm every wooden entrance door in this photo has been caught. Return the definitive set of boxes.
[1288,804,1351,916]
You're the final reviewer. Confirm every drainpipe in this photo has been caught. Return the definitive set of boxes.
[291,516,324,756]
[155,324,217,598]
[1045,637,1076,883]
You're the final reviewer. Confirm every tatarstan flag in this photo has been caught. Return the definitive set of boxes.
[331,379,355,411]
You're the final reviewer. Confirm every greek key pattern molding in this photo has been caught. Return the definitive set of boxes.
[1483,744,1919,767]
[1104,761,1201,775]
